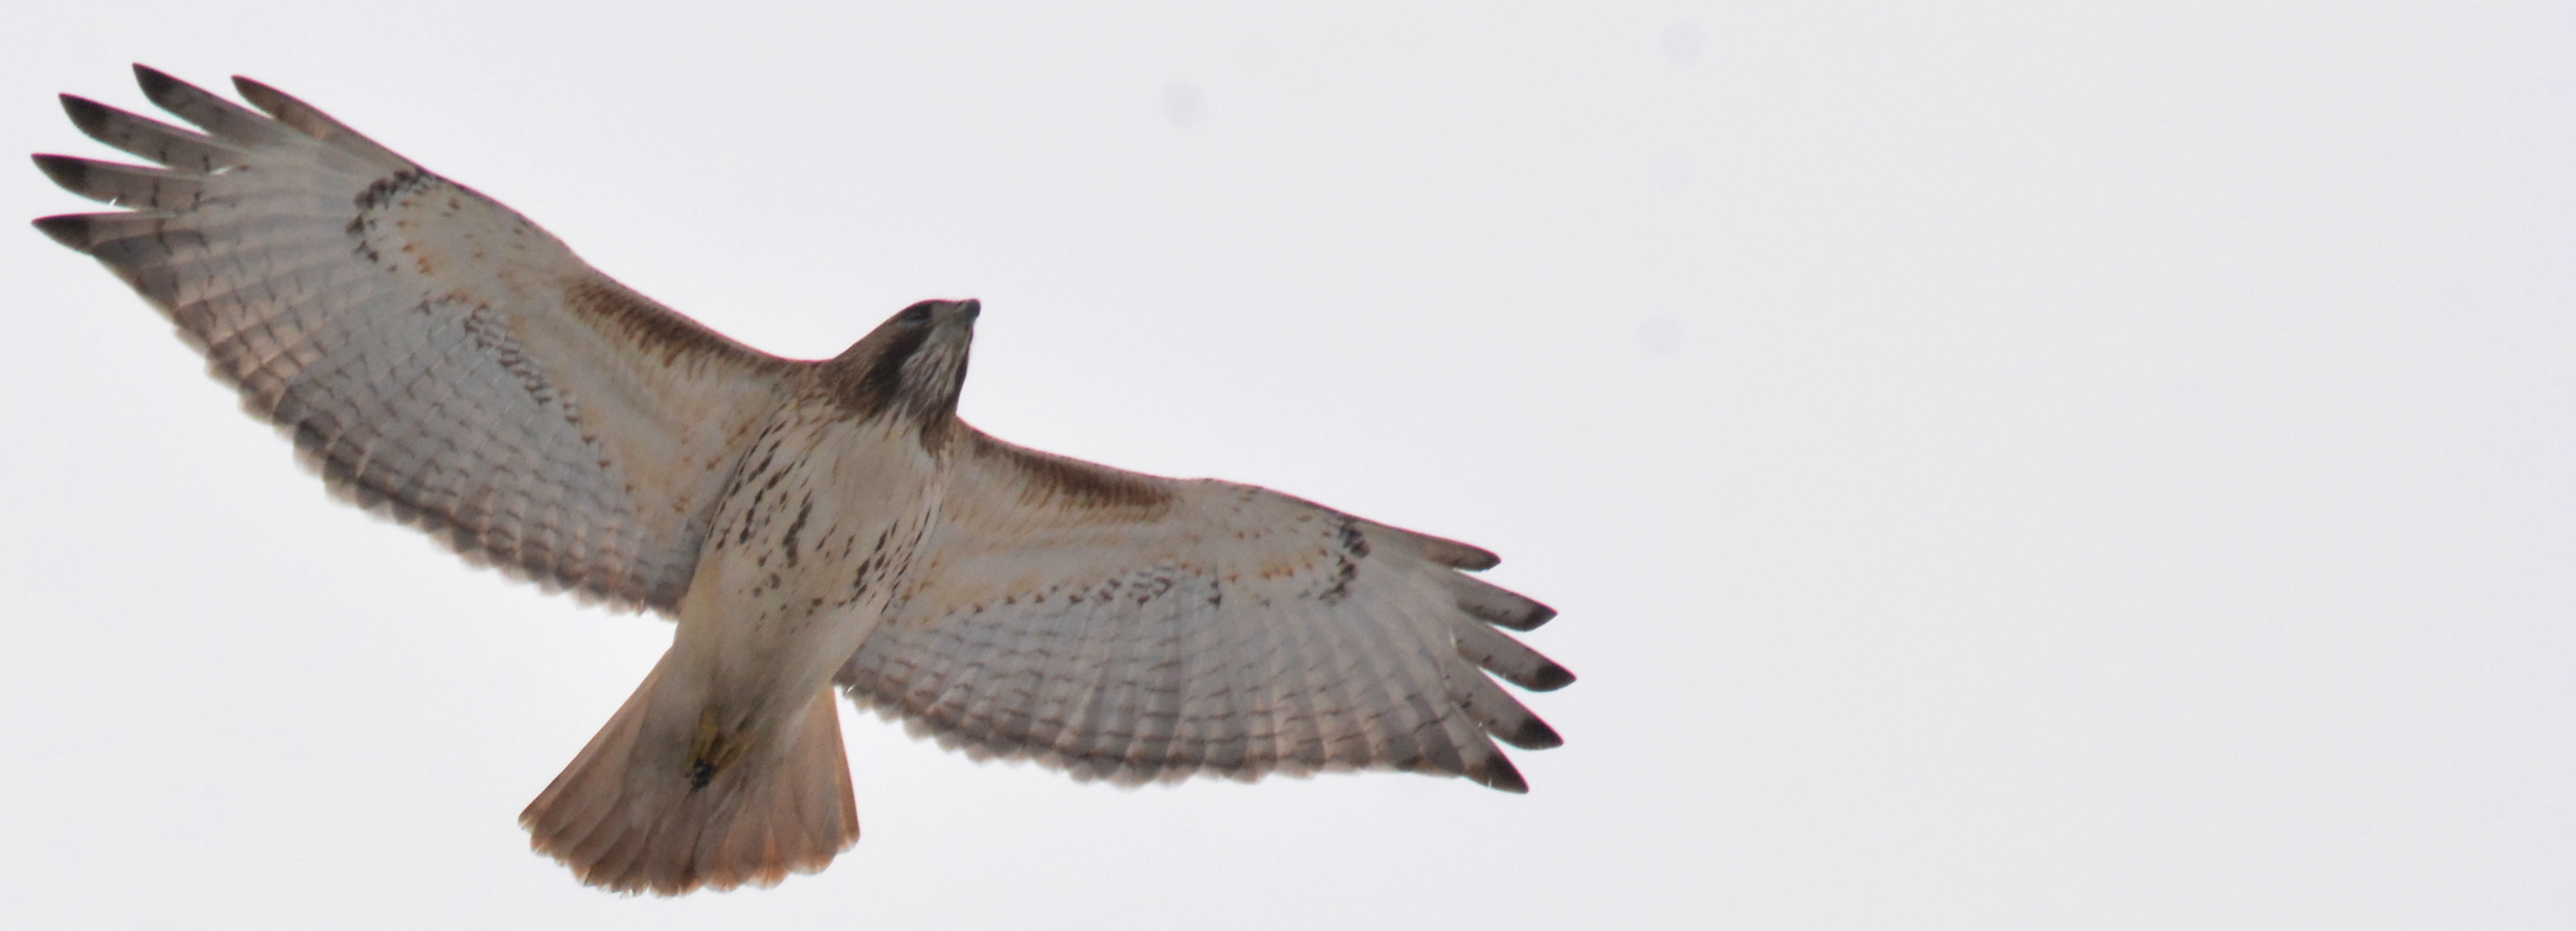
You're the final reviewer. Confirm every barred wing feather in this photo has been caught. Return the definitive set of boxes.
[839,431,1571,792]
[33,67,796,611]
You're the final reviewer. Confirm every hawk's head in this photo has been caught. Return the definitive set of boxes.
[823,298,980,439]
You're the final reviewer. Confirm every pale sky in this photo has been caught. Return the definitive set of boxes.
[3,3,2570,928]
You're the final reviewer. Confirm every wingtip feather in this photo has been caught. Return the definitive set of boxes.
[1526,662,1576,692]
[1469,754,1530,793]
[31,213,96,251]
[131,64,179,101]
[31,153,87,192]
[1423,537,1499,570]
[1358,521,1499,570]
[1453,575,1557,632]
[230,75,293,122]
[1509,717,1565,751]
[221,73,411,168]
[1446,545,1501,571]
[59,94,111,135]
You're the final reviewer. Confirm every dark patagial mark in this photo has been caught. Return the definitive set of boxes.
[970,433,1173,512]
[561,278,781,369]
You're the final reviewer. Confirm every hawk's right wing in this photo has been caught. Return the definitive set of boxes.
[840,430,1571,792]
[33,67,799,611]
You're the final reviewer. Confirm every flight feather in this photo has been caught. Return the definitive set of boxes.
[35,66,794,611]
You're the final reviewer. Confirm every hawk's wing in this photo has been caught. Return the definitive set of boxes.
[839,430,1571,792]
[33,67,797,611]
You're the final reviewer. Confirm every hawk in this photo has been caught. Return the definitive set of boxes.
[32,67,1571,895]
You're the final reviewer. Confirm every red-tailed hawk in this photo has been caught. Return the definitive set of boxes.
[31,66,1571,896]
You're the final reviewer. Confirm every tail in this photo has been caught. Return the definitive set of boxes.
[519,666,860,895]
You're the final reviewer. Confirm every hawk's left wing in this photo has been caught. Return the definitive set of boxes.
[838,430,1571,792]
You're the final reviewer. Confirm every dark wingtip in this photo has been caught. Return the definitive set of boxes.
[132,64,179,101]
[1508,601,1558,632]
[32,214,96,251]
[1470,754,1530,794]
[1507,717,1565,751]
[231,75,280,115]
[1526,662,1576,693]
[1452,546,1501,571]
[60,95,111,134]
[31,153,87,191]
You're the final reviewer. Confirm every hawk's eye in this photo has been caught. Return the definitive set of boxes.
[896,302,937,325]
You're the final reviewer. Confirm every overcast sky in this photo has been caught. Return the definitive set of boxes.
[3,3,2570,928]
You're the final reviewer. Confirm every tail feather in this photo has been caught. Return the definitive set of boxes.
[521,668,860,895]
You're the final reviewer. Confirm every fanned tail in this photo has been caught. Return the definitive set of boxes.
[520,667,859,895]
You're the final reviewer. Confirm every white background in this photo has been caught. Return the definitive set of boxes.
[2,3,2569,928]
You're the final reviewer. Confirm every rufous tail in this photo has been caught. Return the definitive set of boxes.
[519,668,860,895]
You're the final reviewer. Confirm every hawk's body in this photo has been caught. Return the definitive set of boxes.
[34,67,1571,895]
